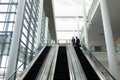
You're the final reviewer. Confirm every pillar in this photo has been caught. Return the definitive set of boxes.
[76,16,80,38]
[82,0,89,49]
[36,0,44,47]
[45,17,49,44]
[100,0,119,79]
[5,0,25,79]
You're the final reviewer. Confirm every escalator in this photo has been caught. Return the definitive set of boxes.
[23,46,51,80]
[74,47,100,80]
[53,46,70,80]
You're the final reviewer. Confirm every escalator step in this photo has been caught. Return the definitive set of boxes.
[53,46,70,80]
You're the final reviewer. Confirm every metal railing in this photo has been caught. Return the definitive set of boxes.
[90,46,107,52]
[35,45,58,80]
[7,39,55,80]
[90,45,120,52]
[82,45,117,80]
[7,44,46,80]
[67,44,87,80]
[57,39,71,44]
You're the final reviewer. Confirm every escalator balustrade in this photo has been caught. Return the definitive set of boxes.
[23,46,51,80]
[74,47,100,80]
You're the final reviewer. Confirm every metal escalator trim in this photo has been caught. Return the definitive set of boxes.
[47,45,59,80]
[23,46,51,79]
[19,45,47,80]
[75,47,100,80]
[66,45,76,80]
[35,44,59,80]
[81,48,106,80]
[66,44,87,80]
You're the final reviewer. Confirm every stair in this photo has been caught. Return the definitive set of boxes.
[23,46,51,80]
[53,46,70,80]
[74,47,100,80]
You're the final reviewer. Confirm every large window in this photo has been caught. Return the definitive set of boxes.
[18,0,40,69]
[0,0,17,31]
[56,17,83,43]
[53,0,93,43]
[0,0,17,79]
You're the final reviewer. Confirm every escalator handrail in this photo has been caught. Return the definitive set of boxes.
[66,44,87,80]
[19,45,47,80]
[66,45,76,80]
[81,45,116,80]
[89,51,116,80]
[35,44,59,80]
[8,44,47,80]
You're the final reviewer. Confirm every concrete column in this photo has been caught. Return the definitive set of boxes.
[100,0,119,79]
[82,0,89,49]
[36,0,44,47]
[45,17,49,44]
[76,16,80,38]
[5,0,25,80]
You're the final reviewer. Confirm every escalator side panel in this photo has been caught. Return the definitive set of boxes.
[75,47,100,80]
[53,46,70,80]
[23,46,51,80]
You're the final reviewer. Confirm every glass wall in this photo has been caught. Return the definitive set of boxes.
[14,0,51,79]
[0,0,18,79]
[0,0,53,79]
[0,0,18,31]
[17,0,40,72]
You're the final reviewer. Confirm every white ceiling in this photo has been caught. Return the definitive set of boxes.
[53,0,93,16]
[54,0,92,6]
